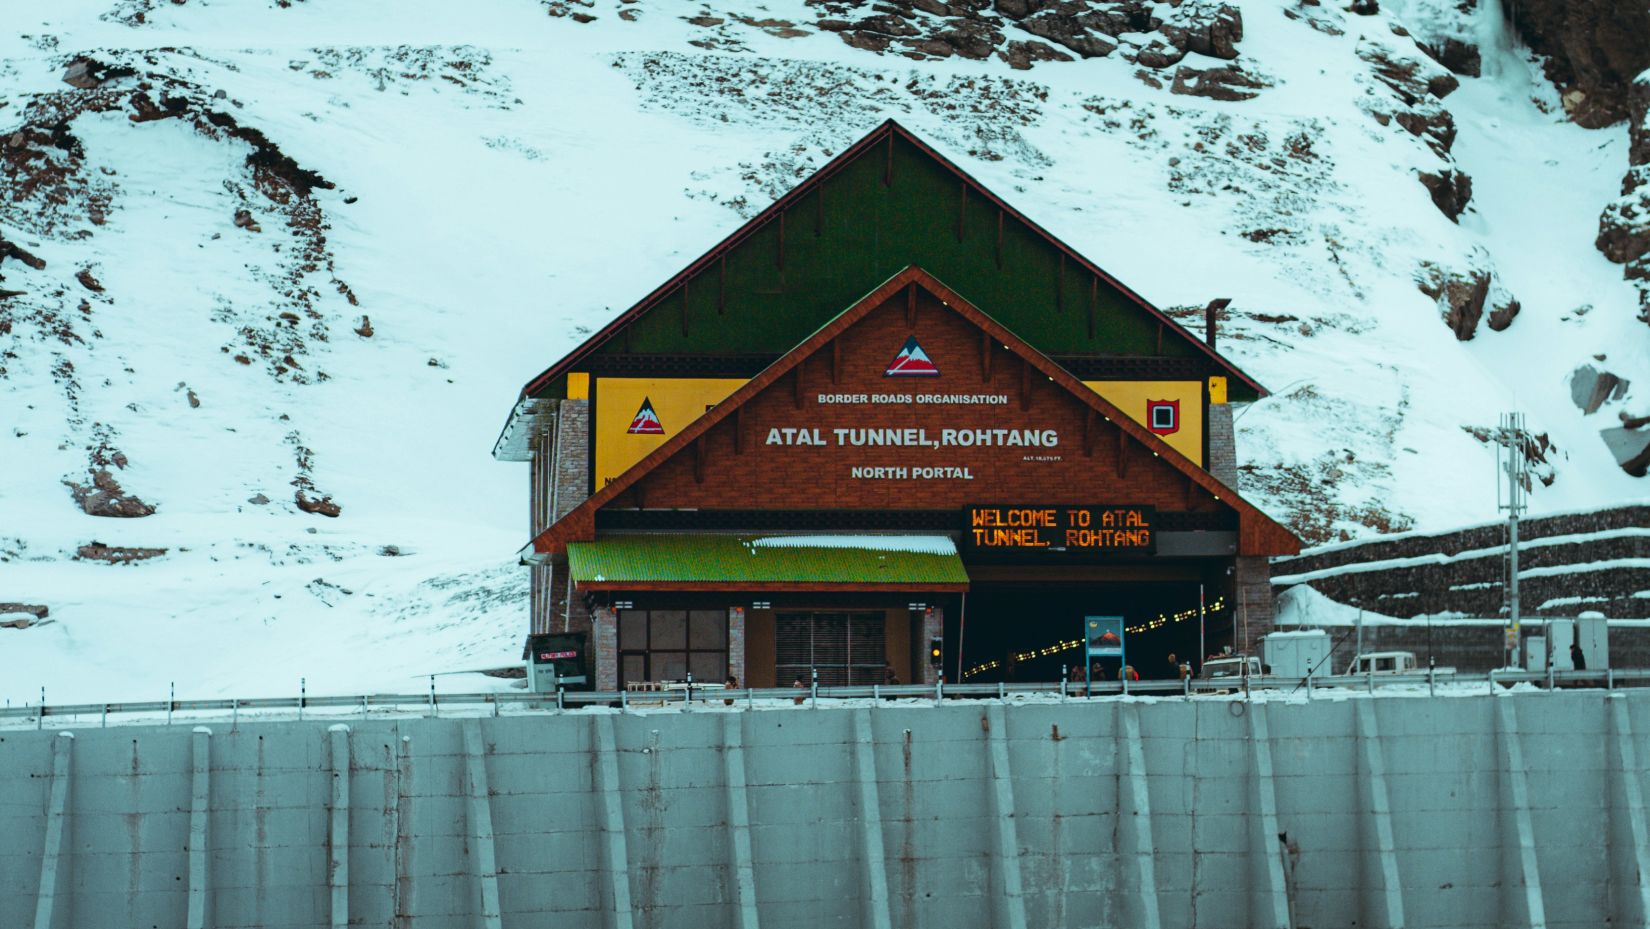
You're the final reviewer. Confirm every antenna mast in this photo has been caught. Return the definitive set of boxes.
[1497,412,1528,668]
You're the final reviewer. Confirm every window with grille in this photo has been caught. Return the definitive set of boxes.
[617,609,728,686]
[775,611,887,686]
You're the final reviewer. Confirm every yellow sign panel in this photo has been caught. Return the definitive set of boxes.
[594,377,744,487]
[1208,376,1227,405]
[1084,380,1203,466]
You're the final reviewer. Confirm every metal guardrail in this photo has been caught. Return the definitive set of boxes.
[4,667,1648,729]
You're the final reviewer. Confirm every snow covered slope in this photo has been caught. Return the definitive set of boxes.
[0,0,1644,703]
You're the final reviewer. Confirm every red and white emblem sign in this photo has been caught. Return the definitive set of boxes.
[885,336,939,377]
[1146,399,1179,436]
[626,397,665,435]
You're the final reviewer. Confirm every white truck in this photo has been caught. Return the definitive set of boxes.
[1200,655,1261,680]
[1344,651,1455,676]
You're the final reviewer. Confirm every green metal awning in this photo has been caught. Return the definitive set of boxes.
[567,534,969,591]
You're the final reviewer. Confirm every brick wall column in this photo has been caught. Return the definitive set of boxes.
[728,607,747,686]
[1206,403,1238,486]
[553,399,590,519]
[921,607,944,685]
[593,605,618,691]
[1236,555,1275,656]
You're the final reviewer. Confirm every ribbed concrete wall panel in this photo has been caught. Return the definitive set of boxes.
[11,695,1650,928]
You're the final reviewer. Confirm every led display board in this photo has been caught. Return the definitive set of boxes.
[963,505,1156,557]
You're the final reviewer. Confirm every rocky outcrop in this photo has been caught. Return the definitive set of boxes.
[1570,364,1630,415]
[63,469,156,517]
[809,0,1249,73]
[75,542,167,564]
[1597,75,1650,320]
[1417,168,1472,222]
[1504,0,1650,129]
[1416,259,1520,339]
[295,489,342,517]
[1169,64,1267,101]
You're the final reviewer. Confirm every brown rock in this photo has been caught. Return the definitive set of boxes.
[1418,169,1473,222]
[75,542,167,564]
[1020,11,1121,58]
[935,21,1004,59]
[248,493,270,505]
[233,209,262,232]
[1393,105,1456,156]
[1421,37,1480,77]
[1135,40,1183,69]
[0,236,46,270]
[64,470,157,517]
[354,315,374,337]
[76,269,104,292]
[0,603,49,619]
[296,490,342,517]
[62,58,102,89]
[1417,264,1492,340]
[1170,64,1267,101]
[1504,0,1650,129]
[1159,3,1242,60]
[187,388,200,408]
[1000,39,1073,69]
[842,30,893,51]
[1486,298,1520,332]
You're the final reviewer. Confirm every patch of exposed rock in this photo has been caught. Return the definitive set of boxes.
[1597,75,1650,320]
[63,469,156,517]
[1570,364,1630,415]
[295,490,342,517]
[1417,168,1472,222]
[0,603,49,629]
[1169,63,1267,101]
[809,0,1248,74]
[1416,260,1520,340]
[75,541,167,564]
[1356,39,1458,157]
[1504,0,1650,129]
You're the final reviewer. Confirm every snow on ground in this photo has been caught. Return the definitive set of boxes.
[0,0,1645,704]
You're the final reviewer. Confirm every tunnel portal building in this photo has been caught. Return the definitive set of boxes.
[495,120,1300,689]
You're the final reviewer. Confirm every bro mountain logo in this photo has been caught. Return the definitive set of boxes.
[627,397,665,435]
[885,336,939,377]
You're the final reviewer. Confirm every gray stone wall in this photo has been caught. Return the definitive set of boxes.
[1272,505,1650,619]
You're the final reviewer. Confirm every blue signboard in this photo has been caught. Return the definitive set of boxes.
[1083,615,1125,692]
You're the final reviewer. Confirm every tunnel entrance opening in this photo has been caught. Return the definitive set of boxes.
[955,581,1231,684]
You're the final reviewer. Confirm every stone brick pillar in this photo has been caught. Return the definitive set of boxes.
[1206,403,1238,486]
[921,607,944,685]
[593,604,619,691]
[1235,555,1275,657]
[728,607,747,686]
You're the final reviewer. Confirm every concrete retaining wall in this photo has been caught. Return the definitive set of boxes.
[5,694,1650,928]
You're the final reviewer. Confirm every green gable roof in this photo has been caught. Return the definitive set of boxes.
[567,534,969,590]
[496,120,1266,459]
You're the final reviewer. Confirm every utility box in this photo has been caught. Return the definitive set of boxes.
[1263,629,1331,680]
[524,632,590,693]
[1525,636,1547,672]
[1576,611,1609,671]
[1535,615,1608,671]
